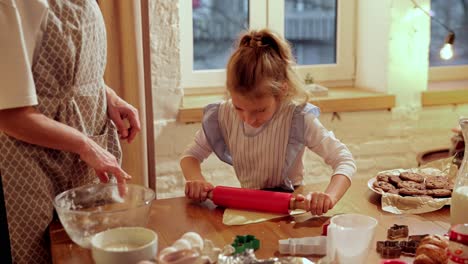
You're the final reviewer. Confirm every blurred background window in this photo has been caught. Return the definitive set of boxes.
[183,0,354,88]
[284,0,337,65]
[192,0,249,70]
[430,0,468,67]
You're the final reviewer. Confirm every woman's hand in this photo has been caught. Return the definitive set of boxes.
[306,191,337,216]
[185,180,214,202]
[106,86,141,143]
[79,137,132,195]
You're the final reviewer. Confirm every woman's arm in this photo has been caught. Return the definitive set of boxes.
[0,106,130,186]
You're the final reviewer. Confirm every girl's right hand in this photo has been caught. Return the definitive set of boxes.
[185,180,214,202]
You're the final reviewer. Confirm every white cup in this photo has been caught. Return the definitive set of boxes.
[326,214,378,264]
[91,227,158,264]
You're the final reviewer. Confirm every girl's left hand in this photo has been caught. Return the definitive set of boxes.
[106,87,141,143]
[307,191,337,216]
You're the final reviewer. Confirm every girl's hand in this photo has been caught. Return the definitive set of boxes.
[79,137,132,196]
[292,194,311,211]
[307,191,337,216]
[185,180,214,202]
[106,87,141,143]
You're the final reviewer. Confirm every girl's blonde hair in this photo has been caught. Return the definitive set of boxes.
[226,28,309,104]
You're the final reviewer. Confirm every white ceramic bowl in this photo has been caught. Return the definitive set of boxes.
[53,183,155,248]
[91,227,158,264]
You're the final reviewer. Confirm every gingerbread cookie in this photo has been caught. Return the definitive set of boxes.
[400,171,424,183]
[387,224,409,239]
[400,240,419,256]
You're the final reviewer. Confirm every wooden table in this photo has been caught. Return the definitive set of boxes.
[50,179,451,263]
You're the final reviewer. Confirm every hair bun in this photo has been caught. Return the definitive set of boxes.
[250,34,268,48]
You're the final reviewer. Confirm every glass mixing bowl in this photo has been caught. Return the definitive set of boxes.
[53,183,155,248]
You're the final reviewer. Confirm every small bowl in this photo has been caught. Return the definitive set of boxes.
[91,227,158,264]
[53,183,155,248]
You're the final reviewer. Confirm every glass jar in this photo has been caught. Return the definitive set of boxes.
[450,117,468,226]
[447,224,468,264]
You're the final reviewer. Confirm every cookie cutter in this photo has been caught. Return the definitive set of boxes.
[278,236,327,255]
[387,224,409,239]
[231,235,260,254]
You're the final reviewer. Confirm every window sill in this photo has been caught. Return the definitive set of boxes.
[422,81,468,107]
[178,87,396,123]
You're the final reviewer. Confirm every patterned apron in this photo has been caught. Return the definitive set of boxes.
[0,0,121,263]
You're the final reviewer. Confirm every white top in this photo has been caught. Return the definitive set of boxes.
[182,111,357,185]
[0,0,48,110]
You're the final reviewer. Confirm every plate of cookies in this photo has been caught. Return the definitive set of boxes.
[368,168,453,199]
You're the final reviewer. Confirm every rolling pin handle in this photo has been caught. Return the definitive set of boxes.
[207,190,213,200]
[289,197,310,211]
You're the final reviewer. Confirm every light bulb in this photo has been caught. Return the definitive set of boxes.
[440,43,453,60]
[440,31,456,60]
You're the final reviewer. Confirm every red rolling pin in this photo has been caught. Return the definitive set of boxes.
[207,186,310,214]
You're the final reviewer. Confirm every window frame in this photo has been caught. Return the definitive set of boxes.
[180,0,356,89]
[429,66,468,82]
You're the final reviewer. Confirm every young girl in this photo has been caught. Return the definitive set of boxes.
[180,29,356,216]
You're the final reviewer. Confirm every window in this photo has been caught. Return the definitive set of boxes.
[192,0,249,70]
[180,0,356,89]
[429,0,468,81]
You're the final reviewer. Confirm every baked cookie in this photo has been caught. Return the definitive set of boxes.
[389,175,403,186]
[373,181,396,192]
[425,176,449,189]
[398,181,426,190]
[400,171,424,183]
[376,174,391,182]
[399,188,427,196]
[426,189,452,198]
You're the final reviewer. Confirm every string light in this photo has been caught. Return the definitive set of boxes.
[411,0,455,60]
[440,31,455,60]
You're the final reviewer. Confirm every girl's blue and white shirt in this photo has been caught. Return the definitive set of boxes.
[181,100,356,191]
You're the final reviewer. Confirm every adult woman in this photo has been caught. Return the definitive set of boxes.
[0,0,140,263]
